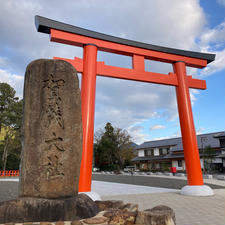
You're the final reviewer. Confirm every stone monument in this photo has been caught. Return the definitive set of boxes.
[0,59,99,223]
[20,59,82,198]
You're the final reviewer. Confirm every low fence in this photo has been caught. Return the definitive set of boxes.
[0,170,20,177]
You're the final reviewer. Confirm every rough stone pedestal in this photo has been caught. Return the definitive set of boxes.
[0,194,99,223]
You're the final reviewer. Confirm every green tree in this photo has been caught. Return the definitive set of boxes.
[203,145,217,173]
[94,122,134,171]
[0,83,23,170]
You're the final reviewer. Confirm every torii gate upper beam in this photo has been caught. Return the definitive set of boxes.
[36,16,214,68]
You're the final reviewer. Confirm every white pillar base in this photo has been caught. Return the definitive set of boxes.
[180,185,214,196]
[79,191,101,201]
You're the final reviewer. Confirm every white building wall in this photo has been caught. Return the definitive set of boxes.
[182,160,186,170]
[172,160,183,171]
[138,150,145,157]
[172,161,178,168]
[212,158,222,163]
[200,159,204,169]
[154,148,159,156]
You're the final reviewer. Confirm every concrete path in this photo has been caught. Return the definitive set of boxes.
[92,180,179,196]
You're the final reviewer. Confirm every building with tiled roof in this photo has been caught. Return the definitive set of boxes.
[132,131,225,173]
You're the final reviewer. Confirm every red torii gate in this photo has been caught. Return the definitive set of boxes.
[35,16,215,195]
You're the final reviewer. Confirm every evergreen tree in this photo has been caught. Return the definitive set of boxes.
[94,122,134,171]
[0,83,23,170]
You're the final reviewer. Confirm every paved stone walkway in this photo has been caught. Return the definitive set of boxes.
[94,173,225,225]
[102,189,225,225]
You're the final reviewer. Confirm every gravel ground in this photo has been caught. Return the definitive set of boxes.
[92,174,224,189]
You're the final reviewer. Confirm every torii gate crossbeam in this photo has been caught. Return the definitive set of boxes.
[35,15,215,196]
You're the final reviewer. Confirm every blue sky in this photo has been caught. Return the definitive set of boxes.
[0,0,225,144]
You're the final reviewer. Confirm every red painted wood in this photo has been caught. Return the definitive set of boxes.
[79,45,98,192]
[174,61,204,185]
[54,56,206,90]
[51,29,207,68]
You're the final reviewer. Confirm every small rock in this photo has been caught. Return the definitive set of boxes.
[217,175,225,180]
[84,216,109,224]
[118,203,138,212]
[104,209,136,225]
[136,205,176,225]
[175,173,185,177]
[103,211,114,218]
[71,220,83,225]
[95,200,124,211]
[125,221,135,225]
[55,222,65,225]
[40,222,53,225]
[155,172,163,175]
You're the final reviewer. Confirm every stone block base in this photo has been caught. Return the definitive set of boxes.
[0,194,99,223]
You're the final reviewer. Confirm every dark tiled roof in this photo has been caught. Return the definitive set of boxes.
[132,156,168,162]
[137,131,224,151]
[164,153,184,159]
[137,137,180,149]
[214,132,225,138]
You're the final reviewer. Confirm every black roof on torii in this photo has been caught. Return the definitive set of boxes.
[35,15,215,64]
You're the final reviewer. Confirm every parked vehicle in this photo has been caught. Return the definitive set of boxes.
[92,167,100,172]
[124,166,135,172]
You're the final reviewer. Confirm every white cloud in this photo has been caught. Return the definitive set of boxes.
[0,69,24,99]
[199,21,225,76]
[127,125,150,144]
[197,127,205,134]
[150,125,166,131]
[190,89,200,105]
[0,57,8,67]
[200,21,225,45]
[150,131,181,141]
[200,48,225,76]
[217,0,225,7]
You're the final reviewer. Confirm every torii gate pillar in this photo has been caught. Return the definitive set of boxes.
[174,61,203,184]
[35,15,215,197]
[174,61,213,195]
[79,44,98,192]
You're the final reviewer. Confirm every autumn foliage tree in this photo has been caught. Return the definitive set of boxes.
[94,122,135,171]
